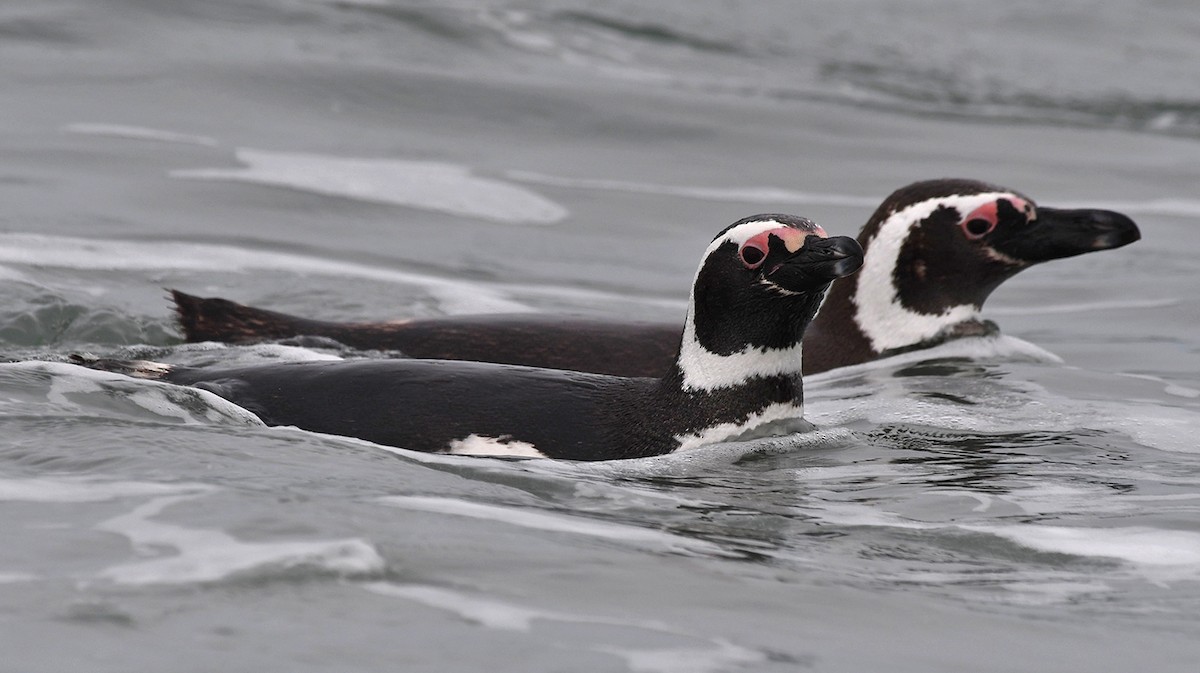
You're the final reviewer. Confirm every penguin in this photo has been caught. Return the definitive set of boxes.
[170,293,681,378]
[802,178,1139,372]
[170,178,1139,375]
[79,215,864,460]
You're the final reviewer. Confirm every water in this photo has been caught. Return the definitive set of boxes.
[2,1,1200,670]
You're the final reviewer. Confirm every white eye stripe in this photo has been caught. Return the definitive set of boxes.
[706,220,795,256]
[702,220,825,274]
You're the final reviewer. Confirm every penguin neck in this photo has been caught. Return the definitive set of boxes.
[656,328,808,453]
[845,224,985,354]
[804,264,992,374]
[845,194,1024,354]
[670,299,811,395]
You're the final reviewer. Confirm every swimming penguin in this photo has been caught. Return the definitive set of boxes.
[170,178,1139,376]
[802,178,1139,371]
[80,215,864,460]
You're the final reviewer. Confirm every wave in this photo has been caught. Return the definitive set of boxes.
[379,495,736,557]
[365,426,859,479]
[363,581,771,673]
[0,473,384,585]
[552,10,742,54]
[64,123,219,147]
[508,170,1200,219]
[0,290,178,348]
[64,123,1200,229]
[0,360,266,426]
[804,493,1200,585]
[64,124,567,224]
[95,492,384,585]
[234,2,1200,143]
[0,232,685,314]
[804,341,1200,455]
[807,335,1064,386]
[814,60,1200,139]
[173,148,568,225]
[0,232,531,314]
[506,170,880,207]
[0,474,201,503]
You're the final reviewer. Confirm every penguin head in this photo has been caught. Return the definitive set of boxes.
[678,214,863,391]
[848,179,1140,354]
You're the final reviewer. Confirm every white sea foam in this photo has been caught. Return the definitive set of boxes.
[1118,373,1200,400]
[64,123,219,146]
[939,482,1136,517]
[378,496,734,557]
[363,582,570,631]
[0,476,383,585]
[444,434,545,458]
[0,476,200,503]
[1164,384,1197,399]
[598,639,768,673]
[506,170,881,208]
[971,524,1200,567]
[169,342,344,367]
[174,148,567,224]
[802,496,1200,587]
[362,581,675,633]
[96,493,385,585]
[363,582,768,673]
[1100,403,1200,454]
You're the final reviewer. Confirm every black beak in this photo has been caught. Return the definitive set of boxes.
[993,207,1141,263]
[768,235,864,289]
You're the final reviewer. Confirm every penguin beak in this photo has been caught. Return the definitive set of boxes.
[768,235,864,289]
[992,207,1141,263]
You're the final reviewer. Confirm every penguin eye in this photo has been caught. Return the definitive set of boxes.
[960,202,1000,240]
[964,218,994,238]
[740,244,766,269]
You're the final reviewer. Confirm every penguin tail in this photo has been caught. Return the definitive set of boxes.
[168,289,305,344]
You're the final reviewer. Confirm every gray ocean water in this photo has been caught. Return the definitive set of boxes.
[3,1,1200,671]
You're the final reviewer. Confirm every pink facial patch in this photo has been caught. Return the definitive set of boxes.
[961,196,1031,240]
[963,201,999,225]
[739,226,826,269]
